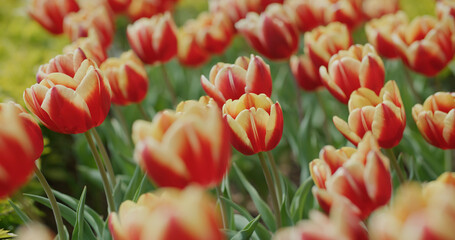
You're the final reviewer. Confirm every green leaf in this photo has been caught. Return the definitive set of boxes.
[290,177,314,222]
[123,165,144,201]
[8,200,31,224]
[0,229,15,239]
[72,187,87,240]
[231,215,261,240]
[133,174,148,202]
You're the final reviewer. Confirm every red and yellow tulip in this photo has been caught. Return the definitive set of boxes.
[28,0,79,34]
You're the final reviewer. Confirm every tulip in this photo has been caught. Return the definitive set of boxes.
[107,0,131,13]
[16,223,55,240]
[127,0,179,22]
[320,44,385,104]
[412,92,455,149]
[222,93,283,155]
[28,0,79,34]
[235,4,299,60]
[24,49,112,134]
[436,0,455,20]
[109,186,224,240]
[0,102,44,198]
[177,21,211,67]
[63,29,107,66]
[100,51,149,105]
[193,12,235,55]
[333,81,406,148]
[132,100,230,188]
[201,55,272,107]
[321,0,363,29]
[310,133,392,219]
[392,15,455,76]
[362,0,399,20]
[365,11,408,58]
[290,54,321,91]
[286,0,326,32]
[209,0,283,23]
[127,12,178,65]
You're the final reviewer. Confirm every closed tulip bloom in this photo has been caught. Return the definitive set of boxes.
[362,0,398,20]
[392,16,455,76]
[127,12,178,65]
[333,81,406,148]
[201,55,272,107]
[193,12,235,55]
[286,0,326,32]
[0,102,44,198]
[235,4,299,60]
[437,0,455,20]
[63,29,107,66]
[310,133,392,219]
[107,0,131,13]
[132,100,230,188]
[28,0,79,34]
[100,51,148,105]
[36,48,87,83]
[109,186,224,240]
[412,92,455,149]
[365,11,408,58]
[290,54,322,91]
[322,0,363,29]
[222,93,283,155]
[320,44,385,104]
[127,0,178,22]
[177,20,210,67]
[24,49,112,134]
[209,0,283,23]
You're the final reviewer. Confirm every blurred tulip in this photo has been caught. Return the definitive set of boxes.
[222,93,283,155]
[437,0,455,20]
[16,223,54,240]
[310,133,392,219]
[100,51,149,105]
[320,44,385,104]
[201,55,272,107]
[362,0,399,20]
[107,0,132,13]
[286,0,326,32]
[109,186,224,240]
[235,4,299,60]
[412,92,455,149]
[127,0,179,22]
[28,0,79,34]
[36,48,88,83]
[127,12,178,65]
[132,100,230,188]
[333,81,406,148]
[365,11,408,58]
[177,20,211,67]
[209,0,283,23]
[193,12,235,54]
[321,0,363,29]
[63,29,107,66]
[392,16,455,76]
[0,102,43,198]
[290,54,322,91]
[24,49,112,134]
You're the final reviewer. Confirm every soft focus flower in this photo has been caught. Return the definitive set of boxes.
[222,93,283,155]
[235,4,299,60]
[436,0,455,20]
[16,223,55,240]
[201,55,272,107]
[362,0,398,20]
[36,48,88,83]
[132,100,230,188]
[127,12,178,65]
[310,133,392,219]
[107,0,131,13]
[192,12,235,55]
[322,0,363,29]
[286,0,326,32]
[28,0,79,34]
[24,49,112,134]
[0,102,43,198]
[177,20,210,67]
[63,29,107,66]
[365,11,408,58]
[320,44,385,104]
[333,81,406,148]
[127,0,179,22]
[369,173,455,240]
[412,92,455,149]
[392,15,455,76]
[109,186,224,240]
[100,51,149,105]
[209,0,283,23]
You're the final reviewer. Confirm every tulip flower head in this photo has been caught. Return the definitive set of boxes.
[209,0,283,23]
[28,0,79,34]
[322,0,363,29]
[127,0,179,22]
[333,80,406,148]
[222,93,283,155]
[63,29,107,66]
[36,48,88,83]
[436,0,455,20]
[107,0,132,13]
[362,0,399,20]
[177,19,211,67]
[285,0,326,32]
[16,223,55,240]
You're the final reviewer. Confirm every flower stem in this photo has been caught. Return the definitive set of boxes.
[266,151,283,206]
[84,132,115,213]
[111,105,132,146]
[315,90,332,144]
[445,149,453,172]
[215,185,228,229]
[403,66,422,102]
[258,152,281,228]
[34,164,67,240]
[160,64,177,106]
[137,102,150,121]
[385,148,406,184]
[91,129,116,187]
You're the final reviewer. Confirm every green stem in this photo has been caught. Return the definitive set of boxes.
[84,132,115,213]
[34,165,67,240]
[266,151,283,206]
[403,66,422,102]
[258,152,281,228]
[160,64,177,106]
[137,102,150,121]
[315,90,332,144]
[385,148,406,184]
[216,185,228,229]
[111,105,132,146]
[91,129,116,187]
[445,149,453,172]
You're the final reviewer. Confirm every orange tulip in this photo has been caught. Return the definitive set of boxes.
[63,29,107,66]
[100,51,149,105]
[222,93,283,155]
[127,12,178,65]
[320,44,385,104]
[127,0,179,22]
[412,92,455,149]
[201,55,272,107]
[132,100,230,188]
[235,4,299,60]
[177,20,210,67]
[286,0,326,32]
[333,81,406,148]
[310,133,392,219]
[362,0,398,20]
[24,49,112,134]
[109,186,224,240]
[0,102,43,198]
[28,0,79,34]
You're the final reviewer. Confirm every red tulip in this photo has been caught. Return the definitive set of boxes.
[286,0,326,32]
[63,29,107,66]
[127,0,179,22]
[36,48,88,83]
[362,0,399,20]
[107,0,131,13]
[321,0,363,29]
[290,54,322,91]
[209,0,283,23]
[437,0,455,20]
[177,22,210,67]
[193,12,235,55]
[28,0,79,34]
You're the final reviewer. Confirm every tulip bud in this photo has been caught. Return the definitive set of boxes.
[127,12,178,65]
[333,80,406,148]
[63,29,107,66]
[24,49,112,134]
[209,0,283,23]
[132,100,230,188]
[36,48,88,83]
[0,102,43,198]
[320,44,385,104]
[28,0,79,34]
[222,93,283,155]
[109,186,224,240]
[177,20,210,67]
[107,0,131,13]
[100,51,149,105]
[436,0,455,20]
[201,55,272,107]
[235,4,299,60]
[127,0,178,22]
[412,92,455,149]
[362,0,399,20]
[322,0,363,29]
[193,12,235,55]
[285,0,326,32]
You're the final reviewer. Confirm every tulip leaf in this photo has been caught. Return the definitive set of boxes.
[133,174,149,202]
[231,215,261,240]
[123,165,144,201]
[290,177,314,222]
[113,179,126,211]
[7,200,31,224]
[72,187,87,240]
